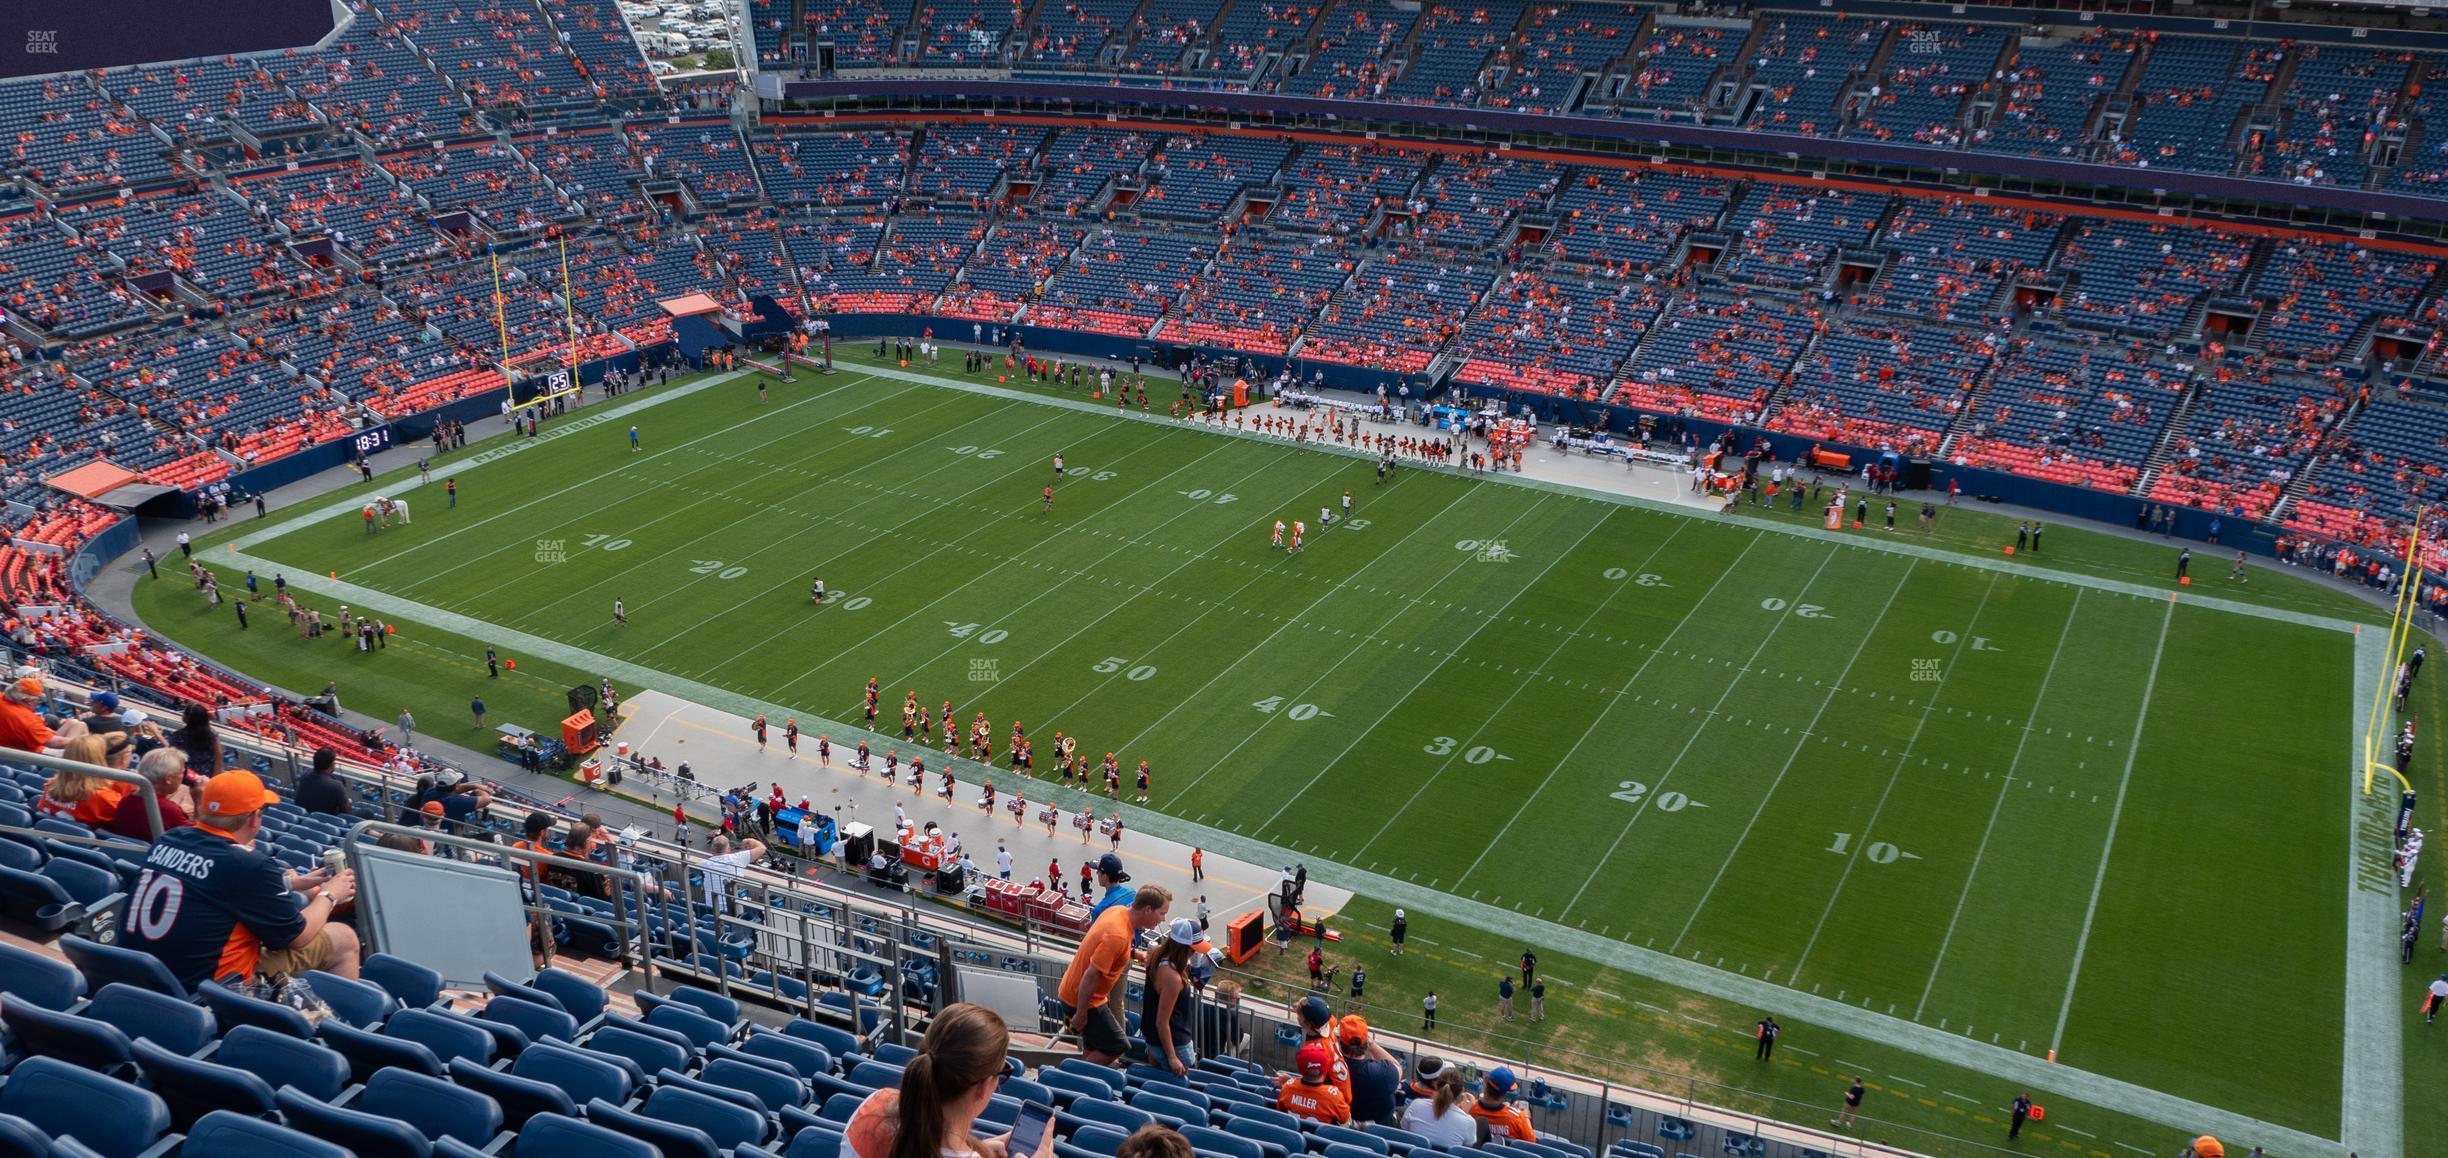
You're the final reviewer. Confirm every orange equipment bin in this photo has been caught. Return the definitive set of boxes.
[1231,378,1249,408]
[1223,911,1266,963]
[560,709,600,755]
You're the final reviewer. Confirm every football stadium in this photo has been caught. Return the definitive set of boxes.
[0,0,2442,1154]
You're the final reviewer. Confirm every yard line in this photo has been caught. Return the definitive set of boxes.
[1165,493,1554,802]
[2057,1126,2096,1139]
[622,406,1103,665]
[1264,507,1619,839]
[472,389,994,618]
[1787,575,2001,981]
[1561,549,1866,922]
[1096,487,1476,769]
[1343,513,1662,854]
[777,439,1245,698]
[2049,601,2173,1055]
[1455,532,1756,884]
[378,374,886,587]
[1886,1075,1926,1088]
[881,450,1337,701]
[1914,590,2084,1018]
[1942,1091,1981,1104]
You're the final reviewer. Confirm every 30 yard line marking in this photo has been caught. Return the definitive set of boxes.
[1915,589,2083,1018]
[1672,561,1927,954]
[2050,600,2174,1054]
[1453,530,1752,884]
[1789,574,2001,983]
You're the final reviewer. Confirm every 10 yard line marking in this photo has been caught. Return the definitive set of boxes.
[1914,589,2084,1018]
[1454,530,1755,885]
[1787,573,2000,982]
[1669,560,1922,952]
[1562,548,1855,921]
[2050,600,2175,1054]
[1347,511,1659,856]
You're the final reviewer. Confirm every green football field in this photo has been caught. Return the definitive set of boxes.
[138,356,2411,1154]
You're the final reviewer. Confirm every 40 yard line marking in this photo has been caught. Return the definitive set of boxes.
[2049,600,2174,1055]
[1786,573,2000,983]
[1111,484,1479,792]
[1914,589,2083,1018]
[1452,529,1753,884]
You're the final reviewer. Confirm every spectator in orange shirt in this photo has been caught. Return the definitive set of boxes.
[1464,1067,1538,1144]
[1276,1041,1352,1125]
[1056,884,1171,1064]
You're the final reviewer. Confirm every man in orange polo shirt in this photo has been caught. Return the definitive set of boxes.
[1057,884,1170,1065]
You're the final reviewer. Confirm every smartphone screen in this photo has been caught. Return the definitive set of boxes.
[1006,1099,1055,1155]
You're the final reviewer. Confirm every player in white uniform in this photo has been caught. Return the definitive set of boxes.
[1272,520,1286,549]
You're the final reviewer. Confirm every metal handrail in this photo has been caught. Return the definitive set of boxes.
[0,744,166,839]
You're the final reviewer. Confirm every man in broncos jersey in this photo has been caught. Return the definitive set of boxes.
[123,772,361,989]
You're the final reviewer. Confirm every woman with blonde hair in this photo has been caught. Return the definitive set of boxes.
[845,1004,1055,1158]
[42,733,135,827]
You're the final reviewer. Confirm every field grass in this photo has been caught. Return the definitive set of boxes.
[133,357,2389,1152]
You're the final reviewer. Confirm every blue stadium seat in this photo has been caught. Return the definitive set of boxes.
[870,1041,918,1067]
[850,1058,906,1090]
[648,1000,732,1050]
[364,954,445,1009]
[815,1090,863,1122]
[1071,1125,1132,1158]
[999,1075,1054,1105]
[517,1112,660,1158]
[199,979,315,1038]
[1,998,137,1072]
[513,1042,637,1105]
[1224,1114,1305,1158]
[1187,1126,1268,1158]
[360,1067,507,1145]
[306,969,399,1028]
[586,1096,723,1158]
[1361,1124,1430,1154]
[275,1086,435,1158]
[131,1039,279,1129]
[587,1025,693,1077]
[1066,1098,1153,1136]
[699,1056,808,1114]
[705,1041,806,1081]
[483,995,581,1044]
[663,986,743,1026]
[1315,1125,1385,1153]
[644,1082,770,1149]
[784,1125,846,1158]
[1058,1058,1125,1094]
[1129,1092,1208,1129]
[487,972,568,1012]
[0,1057,172,1158]
[530,969,608,1023]
[0,941,82,1009]
[215,1024,349,1102]
[84,983,214,1055]
[386,1008,498,1066]
[781,1018,860,1059]
[184,1110,352,1158]
[448,1056,576,1131]
[734,1033,832,1077]
[1038,1067,1112,1106]
[654,1067,772,1118]
[59,935,185,998]
[1325,1143,1385,1158]
[320,1018,446,1080]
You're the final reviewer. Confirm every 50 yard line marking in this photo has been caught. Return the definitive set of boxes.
[1452,529,1753,885]
[2049,600,2175,1055]
[1914,589,2083,1018]
[1663,558,1920,948]
[1786,574,2000,983]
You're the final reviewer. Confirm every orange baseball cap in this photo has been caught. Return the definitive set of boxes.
[1338,1015,1370,1045]
[199,771,280,816]
[419,800,446,816]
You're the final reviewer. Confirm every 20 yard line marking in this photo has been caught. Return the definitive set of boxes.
[1670,561,1924,953]
[1915,589,2084,1018]
[2050,600,2174,1055]
[1788,574,2000,981]
[1454,531,1756,885]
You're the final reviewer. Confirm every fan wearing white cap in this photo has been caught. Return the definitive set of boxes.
[1390,907,1407,955]
[1143,917,1202,1077]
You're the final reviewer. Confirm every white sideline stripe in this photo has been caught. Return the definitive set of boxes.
[1942,1091,1980,1105]
[1454,529,1752,885]
[1915,590,2084,1019]
[195,364,2358,1157]
[1662,558,1917,947]
[2341,628,2405,1158]
[1886,1075,1925,1088]
[2057,1126,2095,1139]
[2050,603,2172,1053]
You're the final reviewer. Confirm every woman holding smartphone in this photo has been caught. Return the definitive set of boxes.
[844,1004,1056,1158]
